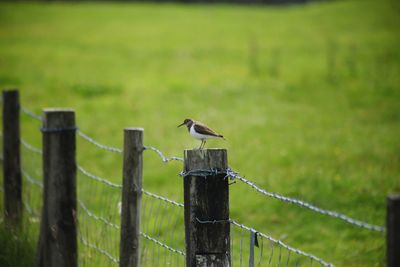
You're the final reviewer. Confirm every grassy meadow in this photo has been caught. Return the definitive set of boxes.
[0,0,399,266]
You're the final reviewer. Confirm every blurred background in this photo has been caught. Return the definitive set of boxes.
[0,0,399,266]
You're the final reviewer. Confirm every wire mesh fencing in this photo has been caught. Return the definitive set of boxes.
[77,163,122,266]
[140,191,185,267]
[0,102,388,267]
[229,220,334,267]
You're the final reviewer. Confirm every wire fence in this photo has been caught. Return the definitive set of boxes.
[0,104,386,267]
[17,106,187,267]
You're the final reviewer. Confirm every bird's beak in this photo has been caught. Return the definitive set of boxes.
[177,122,185,128]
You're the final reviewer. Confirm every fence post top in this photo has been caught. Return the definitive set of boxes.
[124,127,144,132]
[184,149,227,171]
[184,148,227,153]
[43,108,75,114]
[2,89,19,95]
[388,194,400,201]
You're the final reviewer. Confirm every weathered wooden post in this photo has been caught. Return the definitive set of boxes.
[36,109,77,267]
[183,149,230,267]
[387,194,400,267]
[120,128,143,267]
[2,89,22,226]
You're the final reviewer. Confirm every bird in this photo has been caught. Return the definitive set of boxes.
[178,118,225,149]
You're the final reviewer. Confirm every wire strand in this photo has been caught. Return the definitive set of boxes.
[229,220,335,267]
[144,145,183,163]
[21,106,42,121]
[227,168,385,232]
[78,130,123,154]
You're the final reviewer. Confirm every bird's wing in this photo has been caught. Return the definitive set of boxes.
[194,123,221,137]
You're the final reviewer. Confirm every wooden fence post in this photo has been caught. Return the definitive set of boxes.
[183,149,230,267]
[387,194,400,267]
[120,128,143,267]
[36,109,77,267]
[2,89,22,226]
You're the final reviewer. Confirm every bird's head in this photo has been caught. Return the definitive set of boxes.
[178,118,193,128]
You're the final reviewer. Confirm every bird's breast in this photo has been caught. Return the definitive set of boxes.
[190,125,214,140]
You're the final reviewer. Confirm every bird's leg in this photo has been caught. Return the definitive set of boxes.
[198,140,204,149]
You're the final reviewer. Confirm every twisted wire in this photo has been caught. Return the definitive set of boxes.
[77,165,122,189]
[142,190,184,208]
[226,168,385,232]
[22,169,43,188]
[21,106,42,121]
[140,232,185,256]
[78,130,123,153]
[78,165,183,209]
[144,145,183,163]
[20,138,42,155]
[79,235,119,264]
[229,220,335,267]
[78,200,120,230]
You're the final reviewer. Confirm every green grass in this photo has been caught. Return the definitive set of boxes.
[0,0,399,266]
[0,220,37,267]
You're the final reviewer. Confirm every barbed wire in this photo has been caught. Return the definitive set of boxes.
[20,138,42,155]
[144,145,183,163]
[228,219,335,267]
[78,130,123,154]
[79,235,119,264]
[140,232,185,256]
[226,168,385,233]
[179,168,228,178]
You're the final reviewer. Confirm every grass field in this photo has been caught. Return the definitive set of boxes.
[0,0,399,266]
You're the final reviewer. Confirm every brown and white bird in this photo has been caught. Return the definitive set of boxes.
[178,118,225,149]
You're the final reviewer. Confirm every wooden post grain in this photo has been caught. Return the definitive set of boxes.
[2,89,22,226]
[387,194,400,267]
[36,109,77,267]
[183,149,230,267]
[120,128,143,267]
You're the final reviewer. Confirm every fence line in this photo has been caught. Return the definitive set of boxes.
[143,145,183,163]
[78,200,120,230]
[142,190,184,208]
[19,130,386,233]
[140,233,185,256]
[79,235,120,264]
[229,219,334,267]
[78,130,123,154]
[21,106,42,121]
[22,169,43,188]
[78,165,122,189]
[18,135,185,266]
[226,168,385,232]
[21,105,184,163]
[4,102,390,267]
[179,167,385,232]
[21,138,42,155]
